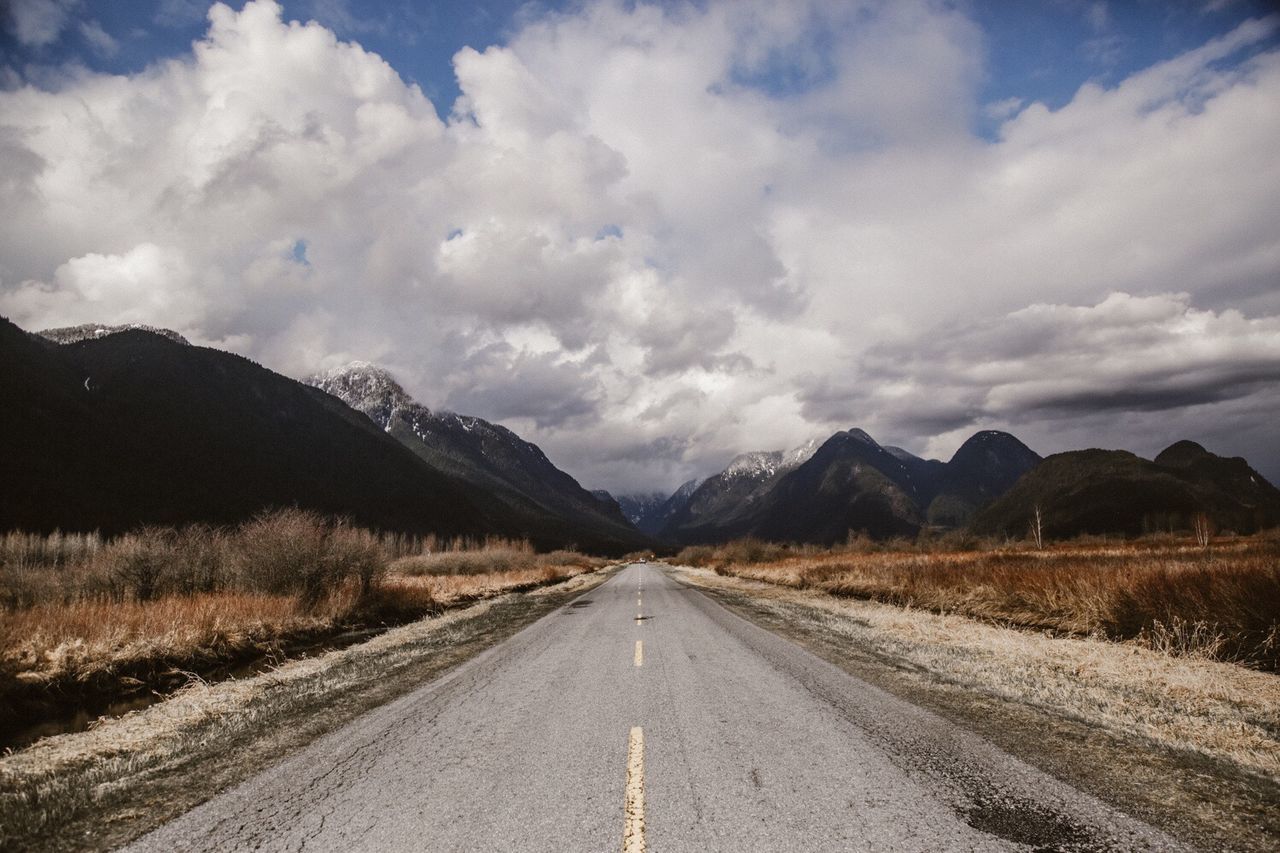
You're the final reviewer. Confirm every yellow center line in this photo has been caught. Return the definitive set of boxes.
[623,727,645,852]
[634,640,643,667]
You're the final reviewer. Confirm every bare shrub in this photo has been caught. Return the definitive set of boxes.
[235,509,385,606]
[0,530,101,570]
[98,529,177,602]
[393,548,532,577]
[387,539,588,578]
[674,545,717,567]
[170,526,232,595]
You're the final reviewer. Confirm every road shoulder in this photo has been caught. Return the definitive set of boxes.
[0,570,613,853]
[669,564,1280,853]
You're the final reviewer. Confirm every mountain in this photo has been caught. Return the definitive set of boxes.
[972,442,1280,539]
[307,363,650,554]
[741,429,928,543]
[659,440,820,543]
[924,431,1042,526]
[39,323,191,346]
[591,489,627,518]
[660,429,1042,545]
[1,317,491,538]
[615,492,667,529]
[619,479,705,537]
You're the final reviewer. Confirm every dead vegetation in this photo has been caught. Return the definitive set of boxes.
[673,564,1280,808]
[676,534,1280,670]
[0,511,607,747]
[0,571,610,852]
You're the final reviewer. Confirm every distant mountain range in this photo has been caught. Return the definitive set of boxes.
[659,429,1040,545]
[972,441,1280,539]
[1,317,488,538]
[641,427,1277,545]
[4,315,1276,549]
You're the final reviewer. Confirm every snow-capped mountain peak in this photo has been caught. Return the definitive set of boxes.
[308,361,413,426]
[724,450,786,479]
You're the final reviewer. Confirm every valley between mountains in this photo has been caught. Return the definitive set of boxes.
[6,318,1278,549]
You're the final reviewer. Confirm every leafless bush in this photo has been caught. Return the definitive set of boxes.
[674,545,717,567]
[393,548,533,577]
[235,509,385,606]
[97,528,177,602]
[0,530,101,570]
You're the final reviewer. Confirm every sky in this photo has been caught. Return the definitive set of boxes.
[2,0,1279,496]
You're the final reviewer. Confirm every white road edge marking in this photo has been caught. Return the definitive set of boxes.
[623,727,645,853]
[634,640,643,667]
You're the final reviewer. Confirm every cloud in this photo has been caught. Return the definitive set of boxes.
[3,0,78,47]
[77,19,118,57]
[154,0,209,28]
[799,291,1280,464]
[1,243,205,329]
[0,1,1278,491]
[442,343,604,429]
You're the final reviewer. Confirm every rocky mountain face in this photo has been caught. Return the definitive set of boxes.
[2,317,491,538]
[972,442,1280,539]
[308,363,649,554]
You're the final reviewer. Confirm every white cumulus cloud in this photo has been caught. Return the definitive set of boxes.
[1,0,1278,492]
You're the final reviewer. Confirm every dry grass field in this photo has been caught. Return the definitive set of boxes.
[0,511,606,748]
[677,534,1280,670]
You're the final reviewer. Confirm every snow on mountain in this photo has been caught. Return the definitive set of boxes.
[615,492,667,526]
[38,323,190,346]
[723,450,785,479]
[724,439,820,480]
[306,362,650,550]
[308,361,411,428]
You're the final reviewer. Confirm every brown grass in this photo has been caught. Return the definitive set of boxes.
[679,535,1280,669]
[0,514,607,743]
[673,565,1280,786]
[0,570,611,852]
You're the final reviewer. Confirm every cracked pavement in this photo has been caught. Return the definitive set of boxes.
[123,563,1186,852]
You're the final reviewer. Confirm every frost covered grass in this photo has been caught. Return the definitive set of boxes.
[679,535,1280,670]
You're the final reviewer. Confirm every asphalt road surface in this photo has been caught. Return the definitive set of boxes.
[126,563,1185,852]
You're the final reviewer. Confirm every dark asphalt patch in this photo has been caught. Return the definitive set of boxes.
[963,796,1092,851]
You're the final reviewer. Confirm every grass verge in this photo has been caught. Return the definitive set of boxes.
[670,565,1280,852]
[1,513,608,746]
[678,536,1280,669]
[0,569,611,852]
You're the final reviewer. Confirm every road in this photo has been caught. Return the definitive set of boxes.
[126,563,1184,852]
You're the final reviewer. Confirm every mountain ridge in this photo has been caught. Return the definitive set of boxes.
[308,362,650,554]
